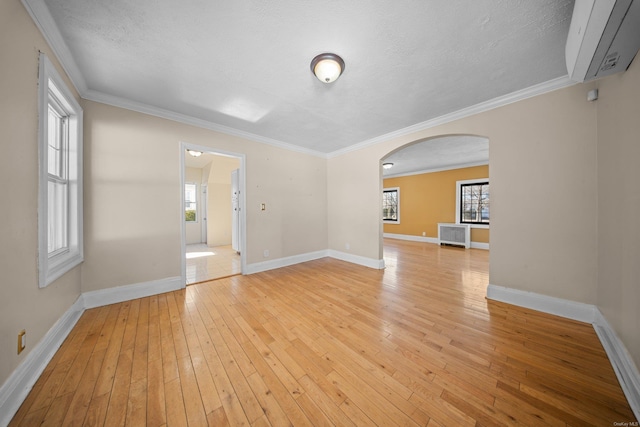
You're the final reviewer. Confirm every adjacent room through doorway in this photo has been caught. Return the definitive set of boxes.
[183,148,243,283]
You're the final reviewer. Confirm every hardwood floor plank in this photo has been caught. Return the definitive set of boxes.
[164,377,188,426]
[177,355,208,426]
[39,392,74,427]
[327,370,405,426]
[245,371,291,427]
[103,347,133,426]
[60,348,106,425]
[126,379,147,426]
[207,405,230,427]
[131,296,150,384]
[146,355,167,427]
[93,302,131,398]
[158,294,180,384]
[10,239,636,426]
[83,392,110,426]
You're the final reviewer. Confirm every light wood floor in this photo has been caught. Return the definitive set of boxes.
[10,239,636,426]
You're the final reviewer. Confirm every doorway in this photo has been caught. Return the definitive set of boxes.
[380,134,490,263]
[180,143,246,285]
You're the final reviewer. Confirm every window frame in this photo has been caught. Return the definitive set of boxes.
[37,53,84,288]
[382,187,400,224]
[185,182,198,222]
[455,178,489,229]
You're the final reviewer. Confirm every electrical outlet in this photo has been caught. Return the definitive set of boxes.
[422,231,426,236]
[17,330,26,355]
[263,249,269,258]
[345,243,350,250]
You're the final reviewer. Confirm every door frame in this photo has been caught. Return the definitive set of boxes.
[179,141,247,286]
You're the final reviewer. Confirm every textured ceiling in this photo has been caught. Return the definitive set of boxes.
[383,135,489,177]
[31,0,574,162]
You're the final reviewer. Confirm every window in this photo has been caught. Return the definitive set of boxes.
[456,179,489,227]
[38,53,83,288]
[383,187,400,223]
[185,183,197,222]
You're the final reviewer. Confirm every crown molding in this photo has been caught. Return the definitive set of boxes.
[82,89,328,158]
[327,75,576,158]
[21,0,87,94]
[23,0,574,161]
[21,0,327,159]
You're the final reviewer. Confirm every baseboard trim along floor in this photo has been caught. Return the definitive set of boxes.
[487,283,640,421]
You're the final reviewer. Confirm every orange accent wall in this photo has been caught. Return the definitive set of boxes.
[383,165,489,244]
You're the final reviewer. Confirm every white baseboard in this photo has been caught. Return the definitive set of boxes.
[593,310,640,421]
[384,233,438,244]
[245,249,386,274]
[0,296,84,427]
[470,242,490,250]
[245,250,329,275]
[487,284,640,420]
[328,249,385,269]
[486,284,596,323]
[384,233,489,250]
[83,276,183,309]
[0,276,184,425]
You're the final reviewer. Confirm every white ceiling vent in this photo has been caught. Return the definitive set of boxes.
[566,0,640,82]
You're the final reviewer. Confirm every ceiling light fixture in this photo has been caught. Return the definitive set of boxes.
[382,162,394,169]
[187,149,202,157]
[310,53,345,83]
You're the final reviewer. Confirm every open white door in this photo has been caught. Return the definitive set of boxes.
[231,169,241,253]
[201,184,207,243]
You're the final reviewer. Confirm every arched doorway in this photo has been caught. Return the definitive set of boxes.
[380,134,490,262]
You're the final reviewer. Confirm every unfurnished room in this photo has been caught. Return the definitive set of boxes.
[1,0,639,425]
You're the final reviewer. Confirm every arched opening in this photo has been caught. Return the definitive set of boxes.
[380,134,489,266]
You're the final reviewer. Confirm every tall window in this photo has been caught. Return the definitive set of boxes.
[47,100,69,253]
[456,179,489,226]
[38,54,83,288]
[185,183,197,222]
[383,187,400,223]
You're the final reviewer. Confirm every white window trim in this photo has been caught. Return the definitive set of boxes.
[383,187,400,224]
[38,53,83,288]
[455,178,489,229]
[185,182,198,223]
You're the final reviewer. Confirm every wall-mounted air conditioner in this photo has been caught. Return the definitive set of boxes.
[566,0,640,82]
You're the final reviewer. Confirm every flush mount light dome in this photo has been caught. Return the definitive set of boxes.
[382,162,394,169]
[187,149,202,157]
[311,53,345,83]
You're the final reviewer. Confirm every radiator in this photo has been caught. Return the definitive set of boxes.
[438,223,470,248]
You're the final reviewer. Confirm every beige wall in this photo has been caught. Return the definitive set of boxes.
[1,0,327,389]
[4,0,639,398]
[0,0,83,386]
[207,156,240,247]
[597,58,640,368]
[329,72,640,367]
[82,100,328,292]
[329,81,599,303]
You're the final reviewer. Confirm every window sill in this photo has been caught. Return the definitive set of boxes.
[40,251,83,288]
[457,223,489,229]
